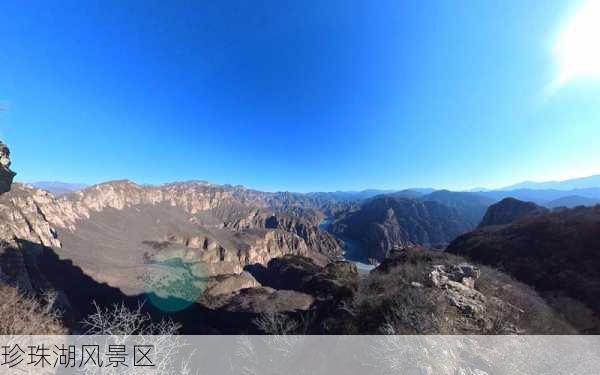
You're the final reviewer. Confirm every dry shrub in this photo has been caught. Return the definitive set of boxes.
[342,257,448,334]
[252,312,300,335]
[476,265,576,334]
[82,301,180,335]
[381,288,449,334]
[80,302,190,375]
[345,249,576,334]
[0,284,66,334]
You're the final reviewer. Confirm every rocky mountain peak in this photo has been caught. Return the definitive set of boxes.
[0,141,15,194]
[478,197,548,228]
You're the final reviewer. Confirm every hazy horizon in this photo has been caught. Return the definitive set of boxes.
[15,172,600,195]
[2,0,600,192]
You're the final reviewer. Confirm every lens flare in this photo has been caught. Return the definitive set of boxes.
[554,0,600,86]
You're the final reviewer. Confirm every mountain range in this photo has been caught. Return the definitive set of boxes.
[30,181,89,196]
[2,140,599,335]
[29,174,600,208]
[500,174,600,191]
[1,178,582,334]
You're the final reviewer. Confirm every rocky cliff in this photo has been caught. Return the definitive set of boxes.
[0,180,341,299]
[478,197,548,228]
[0,185,62,248]
[224,209,341,257]
[330,196,474,261]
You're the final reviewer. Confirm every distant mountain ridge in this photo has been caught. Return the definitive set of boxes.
[30,181,88,196]
[500,174,600,191]
[306,189,397,202]
[546,195,600,208]
[306,188,435,202]
[25,173,600,206]
[477,188,600,206]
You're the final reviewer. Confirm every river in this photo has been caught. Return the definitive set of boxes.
[318,218,376,273]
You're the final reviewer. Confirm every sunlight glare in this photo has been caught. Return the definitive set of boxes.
[554,1,600,86]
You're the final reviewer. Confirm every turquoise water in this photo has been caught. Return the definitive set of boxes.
[143,257,209,312]
[319,219,376,273]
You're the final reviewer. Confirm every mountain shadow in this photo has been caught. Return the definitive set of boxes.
[25,241,218,334]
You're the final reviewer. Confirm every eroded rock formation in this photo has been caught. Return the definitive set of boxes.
[0,142,15,194]
[0,179,341,304]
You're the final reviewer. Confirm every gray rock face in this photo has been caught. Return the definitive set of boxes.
[0,185,61,248]
[429,263,485,316]
[0,142,15,195]
[225,210,342,258]
[331,196,474,260]
[478,197,548,228]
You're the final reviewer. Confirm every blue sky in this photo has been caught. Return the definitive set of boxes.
[1,0,599,192]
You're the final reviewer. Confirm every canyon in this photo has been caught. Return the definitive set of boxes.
[1,140,599,334]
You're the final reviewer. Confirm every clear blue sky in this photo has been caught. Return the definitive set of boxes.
[1,0,599,192]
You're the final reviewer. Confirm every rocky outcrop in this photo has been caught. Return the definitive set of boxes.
[0,145,61,309]
[447,205,600,328]
[0,185,61,248]
[429,263,485,316]
[0,142,15,194]
[478,197,548,228]
[148,228,322,277]
[254,256,359,299]
[355,248,573,334]
[225,210,342,258]
[203,271,261,298]
[210,287,314,313]
[330,196,474,260]
[196,255,356,311]
[200,255,358,332]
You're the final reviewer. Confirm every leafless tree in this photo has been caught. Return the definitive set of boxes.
[79,301,198,375]
[0,285,66,335]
